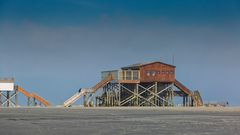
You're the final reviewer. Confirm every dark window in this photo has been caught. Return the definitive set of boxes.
[126,70,131,80]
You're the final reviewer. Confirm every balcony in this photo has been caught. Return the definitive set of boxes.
[101,70,140,83]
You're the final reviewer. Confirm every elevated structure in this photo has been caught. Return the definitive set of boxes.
[64,61,203,107]
[0,78,51,107]
[96,61,203,107]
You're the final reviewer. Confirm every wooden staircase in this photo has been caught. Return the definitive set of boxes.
[64,75,114,107]
[174,80,192,95]
[174,80,203,106]
[16,86,51,107]
[92,75,114,93]
[31,93,51,106]
[193,90,203,106]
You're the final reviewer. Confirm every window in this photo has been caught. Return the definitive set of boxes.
[126,70,132,80]
[162,71,165,74]
[146,71,151,76]
[151,71,156,76]
[133,71,139,80]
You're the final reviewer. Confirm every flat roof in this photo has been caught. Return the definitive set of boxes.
[121,61,175,70]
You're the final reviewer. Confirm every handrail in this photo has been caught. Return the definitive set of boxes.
[174,80,192,95]
[174,80,204,106]
[15,85,51,107]
[63,90,87,107]
[64,75,114,107]
[119,70,140,80]
[16,86,32,97]
[32,93,51,107]
[92,74,114,92]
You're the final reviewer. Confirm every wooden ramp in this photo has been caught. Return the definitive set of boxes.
[174,80,203,106]
[31,93,51,107]
[193,90,203,106]
[64,75,114,107]
[174,80,192,95]
[16,86,51,107]
[63,89,88,107]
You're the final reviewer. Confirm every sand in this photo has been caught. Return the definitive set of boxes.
[0,107,239,135]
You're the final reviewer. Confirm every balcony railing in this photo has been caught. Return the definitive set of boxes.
[119,70,140,80]
[101,70,140,81]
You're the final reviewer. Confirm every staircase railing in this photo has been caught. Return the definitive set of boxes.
[16,85,51,107]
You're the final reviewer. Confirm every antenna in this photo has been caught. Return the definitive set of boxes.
[172,54,175,65]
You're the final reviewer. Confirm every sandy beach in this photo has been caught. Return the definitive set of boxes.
[0,107,239,135]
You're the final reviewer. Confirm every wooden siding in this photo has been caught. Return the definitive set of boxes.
[140,62,175,82]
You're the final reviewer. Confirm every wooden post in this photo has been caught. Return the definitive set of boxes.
[27,97,30,106]
[15,91,18,107]
[138,70,140,80]
[7,91,10,107]
[155,82,157,105]
[163,96,165,107]
[119,83,121,106]
[124,71,126,80]
[183,95,186,107]
[0,91,2,107]
[136,83,139,106]
[131,71,133,80]
[33,98,36,106]
[171,88,174,107]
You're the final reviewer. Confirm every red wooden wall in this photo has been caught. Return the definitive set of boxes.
[140,62,175,82]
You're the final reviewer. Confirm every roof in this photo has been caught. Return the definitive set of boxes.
[0,78,14,83]
[121,61,175,70]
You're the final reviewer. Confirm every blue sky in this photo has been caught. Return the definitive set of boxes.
[0,0,240,105]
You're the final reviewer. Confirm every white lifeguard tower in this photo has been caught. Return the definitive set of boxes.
[0,78,16,107]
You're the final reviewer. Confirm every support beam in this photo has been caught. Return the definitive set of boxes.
[7,91,10,107]
[0,91,2,107]
[184,96,186,107]
[15,91,18,107]
[154,82,157,105]
[138,84,174,106]
[136,83,139,106]
[120,84,158,106]
[27,97,30,106]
